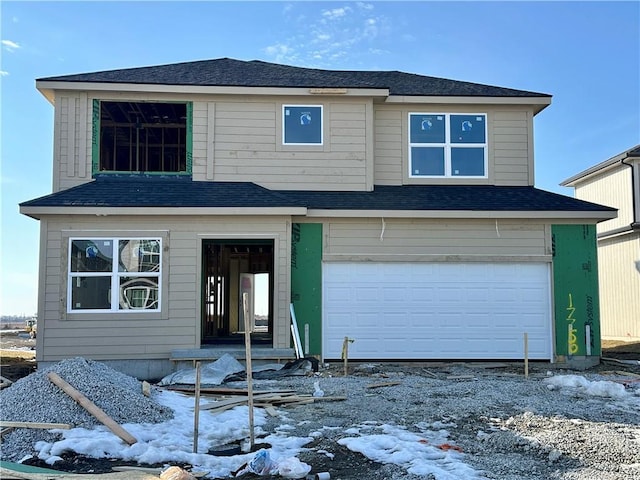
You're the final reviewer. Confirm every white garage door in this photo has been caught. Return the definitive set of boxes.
[323,263,552,360]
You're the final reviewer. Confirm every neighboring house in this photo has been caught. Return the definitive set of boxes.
[20,58,616,379]
[562,146,640,341]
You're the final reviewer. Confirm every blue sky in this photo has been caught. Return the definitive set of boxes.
[1,1,638,316]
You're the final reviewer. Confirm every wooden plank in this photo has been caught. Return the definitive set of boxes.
[200,392,288,411]
[243,293,255,451]
[0,421,72,430]
[164,386,295,395]
[264,406,278,417]
[366,381,402,389]
[47,372,137,445]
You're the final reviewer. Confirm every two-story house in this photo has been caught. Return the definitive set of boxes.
[20,58,615,379]
[562,146,640,341]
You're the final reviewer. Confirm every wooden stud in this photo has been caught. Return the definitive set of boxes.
[524,332,529,379]
[0,421,71,430]
[243,293,255,451]
[47,372,136,445]
[193,361,201,454]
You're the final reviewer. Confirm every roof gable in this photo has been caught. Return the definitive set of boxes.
[37,57,549,98]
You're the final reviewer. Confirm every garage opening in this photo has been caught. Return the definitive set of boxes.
[201,240,273,345]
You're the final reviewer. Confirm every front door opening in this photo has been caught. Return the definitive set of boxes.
[202,240,273,345]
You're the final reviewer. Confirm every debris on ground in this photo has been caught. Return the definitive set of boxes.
[1,352,639,479]
[158,354,318,387]
[0,357,173,462]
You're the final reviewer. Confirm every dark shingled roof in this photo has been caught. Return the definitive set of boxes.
[38,57,549,98]
[20,176,614,214]
[19,176,304,209]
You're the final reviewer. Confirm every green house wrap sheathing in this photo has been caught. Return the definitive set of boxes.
[552,225,601,357]
[291,223,322,356]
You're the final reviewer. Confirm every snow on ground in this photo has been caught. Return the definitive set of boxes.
[28,373,640,479]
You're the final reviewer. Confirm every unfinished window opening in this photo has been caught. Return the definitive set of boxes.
[96,101,190,174]
[202,240,274,345]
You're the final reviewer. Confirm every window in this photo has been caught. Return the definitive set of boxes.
[93,101,192,174]
[68,238,161,312]
[283,105,323,145]
[409,113,487,177]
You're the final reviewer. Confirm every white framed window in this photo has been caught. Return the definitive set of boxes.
[68,238,161,312]
[409,113,487,178]
[283,105,323,145]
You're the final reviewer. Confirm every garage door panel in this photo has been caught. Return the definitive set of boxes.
[323,262,551,360]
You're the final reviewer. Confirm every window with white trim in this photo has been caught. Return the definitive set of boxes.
[68,238,161,312]
[409,113,487,177]
[283,105,323,145]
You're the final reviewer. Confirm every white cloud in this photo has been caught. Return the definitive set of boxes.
[322,7,351,20]
[0,70,9,76]
[1,39,21,52]
[263,2,393,68]
[264,43,298,64]
[357,2,374,10]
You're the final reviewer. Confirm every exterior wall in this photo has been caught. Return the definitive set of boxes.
[52,90,372,192]
[53,92,91,192]
[313,217,551,261]
[205,99,370,190]
[573,166,633,234]
[373,105,535,187]
[551,225,601,361]
[290,223,323,357]
[51,89,537,194]
[598,232,640,340]
[36,215,292,363]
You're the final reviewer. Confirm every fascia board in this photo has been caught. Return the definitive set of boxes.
[303,209,617,221]
[385,95,551,114]
[35,81,389,98]
[561,158,626,187]
[20,206,308,219]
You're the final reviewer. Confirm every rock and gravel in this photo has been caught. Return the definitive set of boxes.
[251,362,640,480]
[0,357,173,462]
[1,358,639,479]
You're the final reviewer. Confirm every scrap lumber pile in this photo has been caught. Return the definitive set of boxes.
[164,385,346,415]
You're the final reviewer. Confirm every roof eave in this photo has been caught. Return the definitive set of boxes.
[35,80,390,98]
[302,209,616,221]
[19,205,308,219]
[385,95,552,114]
[561,145,640,186]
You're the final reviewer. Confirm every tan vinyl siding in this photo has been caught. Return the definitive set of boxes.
[55,92,92,192]
[209,100,368,190]
[374,109,403,185]
[38,215,291,362]
[574,167,633,233]
[318,218,550,259]
[598,233,640,340]
[52,89,536,192]
[373,105,533,186]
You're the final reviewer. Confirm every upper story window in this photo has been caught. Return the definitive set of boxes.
[93,101,192,175]
[68,238,161,313]
[409,113,487,178]
[283,105,323,145]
